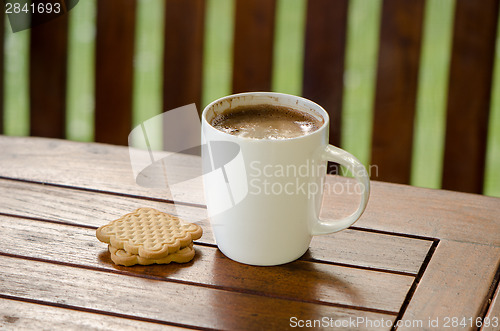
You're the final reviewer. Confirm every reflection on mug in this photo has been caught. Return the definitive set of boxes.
[127,103,248,223]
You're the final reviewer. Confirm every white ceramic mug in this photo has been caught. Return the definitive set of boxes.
[201,92,370,266]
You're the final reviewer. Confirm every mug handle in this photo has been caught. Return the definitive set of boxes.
[311,145,370,235]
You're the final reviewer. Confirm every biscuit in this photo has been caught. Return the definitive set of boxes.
[109,243,195,266]
[96,208,202,259]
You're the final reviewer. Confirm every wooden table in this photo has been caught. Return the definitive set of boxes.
[0,136,499,330]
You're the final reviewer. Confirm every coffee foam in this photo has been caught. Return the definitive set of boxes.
[211,104,323,139]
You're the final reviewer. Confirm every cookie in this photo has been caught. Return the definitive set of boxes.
[96,208,202,259]
[109,243,195,266]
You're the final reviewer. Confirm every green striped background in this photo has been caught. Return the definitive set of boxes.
[3,0,500,197]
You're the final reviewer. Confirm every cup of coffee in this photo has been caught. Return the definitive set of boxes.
[201,92,370,266]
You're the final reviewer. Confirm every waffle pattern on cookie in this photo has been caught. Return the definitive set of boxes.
[96,208,202,259]
[109,243,195,266]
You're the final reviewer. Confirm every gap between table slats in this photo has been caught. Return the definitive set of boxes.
[390,239,439,330]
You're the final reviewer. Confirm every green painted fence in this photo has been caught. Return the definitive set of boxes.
[2,0,500,197]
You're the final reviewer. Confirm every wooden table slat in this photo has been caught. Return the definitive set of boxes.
[1,137,499,246]
[0,255,397,330]
[322,177,500,246]
[0,178,432,275]
[1,136,499,330]
[399,240,500,330]
[0,298,185,330]
[0,214,414,314]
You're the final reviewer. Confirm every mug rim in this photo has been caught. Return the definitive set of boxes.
[201,92,330,141]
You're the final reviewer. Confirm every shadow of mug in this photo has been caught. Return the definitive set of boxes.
[208,250,363,329]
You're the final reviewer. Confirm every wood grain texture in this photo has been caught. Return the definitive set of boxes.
[0,298,183,330]
[0,255,396,330]
[1,137,499,246]
[163,0,205,112]
[322,176,500,246]
[399,240,500,330]
[302,0,348,147]
[29,13,68,138]
[0,136,205,204]
[0,178,430,274]
[95,0,136,145]
[0,215,413,313]
[442,0,500,194]
[1,136,500,329]
[371,0,425,184]
[232,0,276,93]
